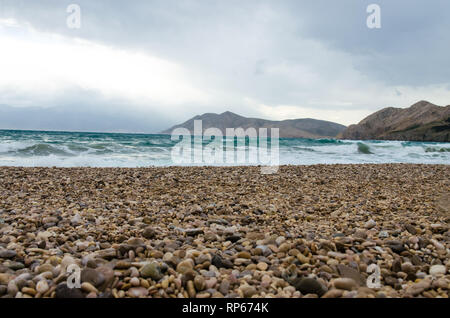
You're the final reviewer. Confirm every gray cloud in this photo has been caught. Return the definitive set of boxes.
[0,0,449,131]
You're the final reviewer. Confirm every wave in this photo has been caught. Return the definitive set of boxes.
[290,146,316,152]
[425,147,450,153]
[14,144,74,156]
[357,142,373,154]
[0,130,449,166]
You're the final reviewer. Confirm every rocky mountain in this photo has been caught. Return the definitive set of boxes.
[161,111,346,138]
[339,101,450,142]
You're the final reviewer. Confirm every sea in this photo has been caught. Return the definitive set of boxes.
[0,129,449,167]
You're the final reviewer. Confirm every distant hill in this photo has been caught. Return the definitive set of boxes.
[339,101,450,142]
[161,111,346,138]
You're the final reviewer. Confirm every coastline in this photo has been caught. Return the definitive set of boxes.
[0,164,448,298]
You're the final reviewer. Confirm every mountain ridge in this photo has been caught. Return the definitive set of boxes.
[161,111,347,138]
[338,100,450,142]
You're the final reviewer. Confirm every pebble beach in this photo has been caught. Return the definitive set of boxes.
[0,164,449,298]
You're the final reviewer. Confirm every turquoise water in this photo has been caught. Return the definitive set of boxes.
[0,129,449,167]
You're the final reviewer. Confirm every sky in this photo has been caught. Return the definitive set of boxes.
[0,0,449,132]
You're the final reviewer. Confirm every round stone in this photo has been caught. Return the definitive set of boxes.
[36,280,49,294]
[333,278,357,291]
[130,277,140,287]
[256,262,268,271]
[365,219,376,229]
[142,227,157,239]
[292,277,328,297]
[194,275,206,291]
[236,251,251,259]
[81,282,98,294]
[240,284,257,298]
[176,259,194,274]
[7,280,18,296]
[140,262,163,281]
[127,287,148,298]
[0,249,17,259]
[429,265,446,277]
[55,284,84,298]
[81,268,105,287]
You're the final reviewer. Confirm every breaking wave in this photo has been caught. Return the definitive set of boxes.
[0,130,449,167]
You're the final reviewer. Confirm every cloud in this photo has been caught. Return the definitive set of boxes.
[0,0,449,130]
[0,20,209,108]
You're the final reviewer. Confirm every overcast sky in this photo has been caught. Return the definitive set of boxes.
[0,0,449,132]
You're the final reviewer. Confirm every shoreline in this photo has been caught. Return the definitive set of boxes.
[0,164,448,298]
[0,162,449,169]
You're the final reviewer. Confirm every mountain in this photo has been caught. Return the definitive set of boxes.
[161,111,346,138]
[338,101,450,142]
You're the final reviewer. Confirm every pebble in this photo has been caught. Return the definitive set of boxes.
[81,282,98,294]
[176,259,194,274]
[333,278,357,291]
[386,241,406,254]
[185,228,204,236]
[142,226,157,239]
[0,249,17,259]
[365,219,376,229]
[405,224,417,235]
[187,280,196,297]
[322,289,344,298]
[81,268,105,287]
[256,262,268,271]
[194,276,206,291]
[130,277,140,287]
[291,277,328,297]
[211,255,233,269]
[36,280,49,294]
[55,284,84,298]
[0,165,448,299]
[219,280,230,294]
[127,287,149,298]
[7,280,19,296]
[240,285,257,298]
[429,265,446,277]
[140,262,163,281]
